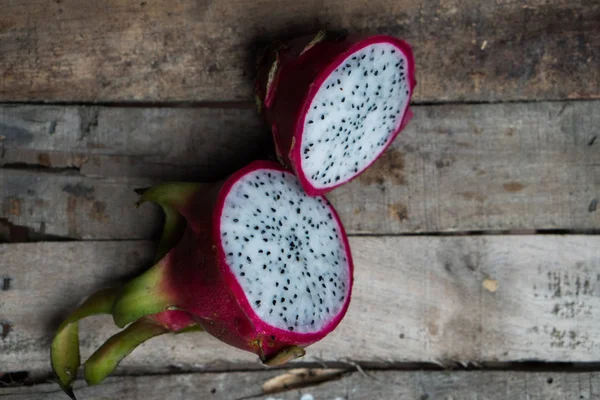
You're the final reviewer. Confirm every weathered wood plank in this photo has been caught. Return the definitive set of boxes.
[1,236,599,372]
[0,170,161,240]
[1,370,599,400]
[2,101,598,238]
[0,0,598,102]
[0,106,269,180]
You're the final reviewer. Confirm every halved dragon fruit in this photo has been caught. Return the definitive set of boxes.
[255,31,416,195]
[51,160,353,398]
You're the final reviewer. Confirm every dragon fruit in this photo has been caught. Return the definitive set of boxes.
[51,160,353,399]
[255,31,416,195]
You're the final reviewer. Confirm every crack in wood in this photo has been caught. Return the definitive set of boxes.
[1,162,81,174]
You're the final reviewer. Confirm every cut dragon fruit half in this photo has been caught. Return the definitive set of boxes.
[51,160,353,399]
[219,166,352,334]
[256,32,416,196]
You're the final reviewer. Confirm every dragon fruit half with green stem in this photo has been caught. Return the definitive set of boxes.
[51,160,354,399]
[255,30,416,196]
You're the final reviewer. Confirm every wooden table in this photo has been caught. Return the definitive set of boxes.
[1,1,599,399]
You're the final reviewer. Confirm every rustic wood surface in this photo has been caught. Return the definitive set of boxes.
[2,101,598,239]
[1,236,599,373]
[1,0,598,102]
[1,0,600,396]
[1,369,599,400]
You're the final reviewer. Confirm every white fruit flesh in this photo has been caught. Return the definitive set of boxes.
[219,169,351,333]
[300,42,410,189]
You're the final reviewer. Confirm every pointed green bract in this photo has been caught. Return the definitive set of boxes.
[136,182,204,211]
[110,181,207,327]
[136,181,204,262]
[174,324,204,334]
[51,323,79,400]
[155,204,185,262]
[51,287,120,398]
[111,257,177,328]
[84,319,169,386]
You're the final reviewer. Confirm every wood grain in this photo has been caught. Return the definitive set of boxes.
[2,101,598,238]
[1,370,599,400]
[0,0,598,102]
[1,236,599,373]
[0,105,269,180]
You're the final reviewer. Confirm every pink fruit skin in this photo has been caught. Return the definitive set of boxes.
[155,161,353,360]
[256,34,416,196]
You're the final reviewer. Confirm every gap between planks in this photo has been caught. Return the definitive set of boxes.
[2,96,600,108]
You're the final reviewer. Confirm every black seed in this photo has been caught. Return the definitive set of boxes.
[255,300,261,306]
[273,300,277,305]
[233,218,239,223]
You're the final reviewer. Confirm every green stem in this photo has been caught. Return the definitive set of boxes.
[51,288,120,399]
[84,319,168,386]
[262,346,306,366]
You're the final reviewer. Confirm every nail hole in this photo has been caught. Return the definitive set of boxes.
[547,377,553,384]
[2,276,12,291]
[211,388,216,394]
[1,321,12,339]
